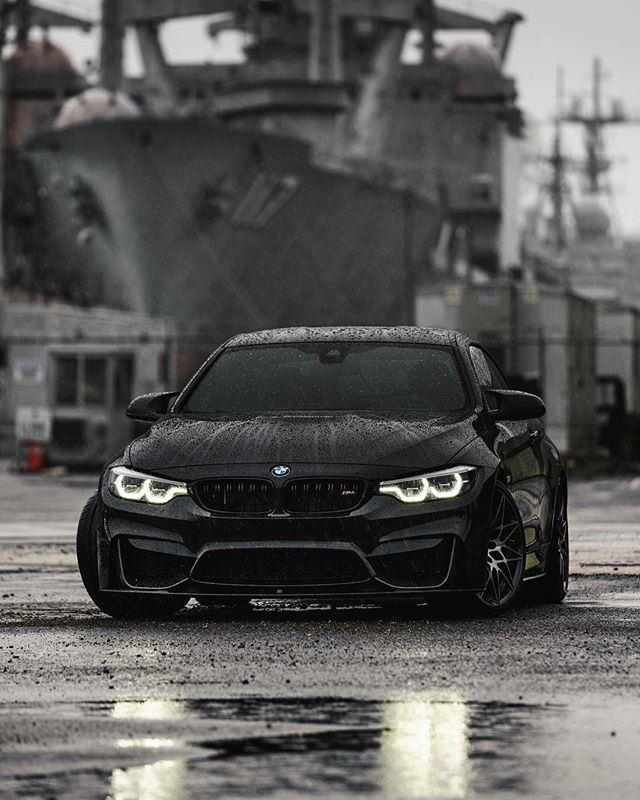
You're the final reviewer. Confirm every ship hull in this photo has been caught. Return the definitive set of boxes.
[26,119,440,372]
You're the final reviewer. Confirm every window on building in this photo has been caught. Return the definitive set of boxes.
[83,357,108,406]
[114,356,134,407]
[55,356,79,405]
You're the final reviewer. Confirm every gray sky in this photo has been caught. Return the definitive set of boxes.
[41,0,640,234]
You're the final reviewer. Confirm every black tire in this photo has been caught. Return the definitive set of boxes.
[530,484,569,603]
[76,493,188,619]
[427,484,526,618]
[470,484,527,615]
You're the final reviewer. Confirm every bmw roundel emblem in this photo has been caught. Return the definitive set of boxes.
[271,465,290,477]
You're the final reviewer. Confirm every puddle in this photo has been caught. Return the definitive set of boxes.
[0,697,548,799]
[2,696,638,799]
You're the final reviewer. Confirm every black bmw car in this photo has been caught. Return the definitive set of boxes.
[77,327,569,618]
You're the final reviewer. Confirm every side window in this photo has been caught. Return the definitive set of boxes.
[469,346,491,388]
[485,353,509,390]
[470,346,509,390]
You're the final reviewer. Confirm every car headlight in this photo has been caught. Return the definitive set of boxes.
[108,466,189,505]
[378,467,476,504]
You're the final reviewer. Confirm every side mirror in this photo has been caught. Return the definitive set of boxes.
[126,391,179,422]
[484,388,546,422]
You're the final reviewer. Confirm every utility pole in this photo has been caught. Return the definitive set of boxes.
[16,0,30,46]
[100,0,124,91]
[0,56,4,287]
[420,0,435,63]
[0,0,42,290]
[403,188,415,325]
[308,0,343,82]
[0,2,24,285]
[549,67,568,251]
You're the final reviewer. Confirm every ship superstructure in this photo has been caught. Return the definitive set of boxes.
[1,0,525,370]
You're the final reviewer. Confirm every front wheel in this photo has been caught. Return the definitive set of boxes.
[470,484,526,615]
[427,485,526,618]
[76,493,188,619]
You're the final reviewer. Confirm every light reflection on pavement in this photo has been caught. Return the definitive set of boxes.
[106,698,475,800]
[109,759,188,800]
[379,699,469,798]
[4,695,637,800]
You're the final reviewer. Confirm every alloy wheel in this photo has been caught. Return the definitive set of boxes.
[555,491,569,592]
[477,487,525,608]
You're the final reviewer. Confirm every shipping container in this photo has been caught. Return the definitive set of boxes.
[595,301,640,413]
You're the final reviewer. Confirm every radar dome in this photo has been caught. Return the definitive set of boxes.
[440,42,510,99]
[5,38,73,71]
[55,88,140,129]
[4,40,76,148]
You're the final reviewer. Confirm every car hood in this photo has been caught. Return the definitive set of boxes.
[127,412,479,478]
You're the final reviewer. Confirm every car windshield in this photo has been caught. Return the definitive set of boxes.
[182,342,468,414]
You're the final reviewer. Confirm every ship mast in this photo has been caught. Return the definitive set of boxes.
[538,57,638,254]
[100,0,124,92]
[308,0,342,82]
[564,57,638,197]
[548,67,570,251]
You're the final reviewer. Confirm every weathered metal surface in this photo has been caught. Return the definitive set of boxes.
[120,0,516,32]
[26,119,439,362]
[4,67,85,99]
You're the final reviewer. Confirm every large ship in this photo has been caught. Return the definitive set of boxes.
[2,0,524,373]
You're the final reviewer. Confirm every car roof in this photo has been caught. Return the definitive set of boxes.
[225,326,472,348]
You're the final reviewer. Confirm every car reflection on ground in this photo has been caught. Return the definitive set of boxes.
[105,697,519,800]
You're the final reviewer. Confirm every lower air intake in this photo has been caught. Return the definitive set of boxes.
[191,546,371,586]
[368,538,454,588]
[118,537,194,589]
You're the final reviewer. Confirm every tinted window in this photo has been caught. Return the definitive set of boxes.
[469,347,491,388]
[184,343,467,414]
[485,353,509,389]
[469,347,508,389]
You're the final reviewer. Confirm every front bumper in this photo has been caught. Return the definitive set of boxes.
[96,470,494,599]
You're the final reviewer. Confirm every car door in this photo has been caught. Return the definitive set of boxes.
[469,346,547,571]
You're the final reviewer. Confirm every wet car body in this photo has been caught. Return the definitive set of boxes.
[79,327,566,615]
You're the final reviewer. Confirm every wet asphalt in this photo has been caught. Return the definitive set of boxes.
[0,464,639,799]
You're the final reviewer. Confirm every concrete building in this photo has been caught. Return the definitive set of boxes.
[0,300,175,466]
